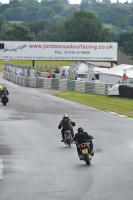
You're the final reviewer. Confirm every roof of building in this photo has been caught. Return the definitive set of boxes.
[100,64,133,77]
[87,62,116,68]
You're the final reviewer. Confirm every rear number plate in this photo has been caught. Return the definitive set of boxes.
[82,148,88,154]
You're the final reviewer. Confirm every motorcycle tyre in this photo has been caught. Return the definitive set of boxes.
[68,142,71,147]
[2,100,7,106]
[84,154,90,165]
[67,139,71,147]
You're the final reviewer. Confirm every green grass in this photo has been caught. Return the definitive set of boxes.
[36,68,56,72]
[0,67,4,72]
[54,91,133,118]
[0,60,75,66]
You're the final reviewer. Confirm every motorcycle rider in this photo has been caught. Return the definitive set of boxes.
[1,87,9,101]
[73,127,95,159]
[58,113,75,142]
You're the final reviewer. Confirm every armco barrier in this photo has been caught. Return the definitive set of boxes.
[4,71,109,95]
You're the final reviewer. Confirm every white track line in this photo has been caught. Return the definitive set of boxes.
[0,158,3,181]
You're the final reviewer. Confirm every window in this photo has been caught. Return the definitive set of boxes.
[77,74,87,78]
[95,74,99,80]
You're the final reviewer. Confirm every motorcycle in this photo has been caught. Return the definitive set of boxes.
[1,94,8,106]
[64,130,73,147]
[78,142,93,165]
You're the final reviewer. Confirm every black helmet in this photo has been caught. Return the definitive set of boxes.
[4,87,6,89]
[77,127,84,133]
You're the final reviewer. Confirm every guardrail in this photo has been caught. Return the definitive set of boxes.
[3,71,109,95]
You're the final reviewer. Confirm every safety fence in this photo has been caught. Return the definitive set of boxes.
[3,71,109,95]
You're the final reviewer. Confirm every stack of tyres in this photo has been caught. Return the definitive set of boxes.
[130,87,133,99]
[119,85,133,99]
[119,85,126,97]
[119,85,123,97]
[126,86,130,98]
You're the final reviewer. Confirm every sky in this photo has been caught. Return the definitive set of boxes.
[0,0,131,4]
[1,0,82,4]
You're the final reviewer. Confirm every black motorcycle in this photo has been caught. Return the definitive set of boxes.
[78,142,92,165]
[1,94,8,106]
[64,130,73,147]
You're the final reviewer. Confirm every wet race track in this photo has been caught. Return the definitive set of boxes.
[0,73,133,200]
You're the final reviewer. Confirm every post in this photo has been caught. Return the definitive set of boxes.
[32,60,35,69]
[111,61,113,68]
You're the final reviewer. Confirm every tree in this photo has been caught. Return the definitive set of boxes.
[26,19,49,36]
[63,10,111,42]
[38,7,55,19]
[61,8,78,19]
[3,7,27,21]
[80,2,90,10]
[1,4,10,13]
[0,22,10,40]
[36,18,65,41]
[5,23,36,41]
[51,3,64,14]
[9,0,20,8]
[101,0,111,4]
[25,12,40,22]
[115,31,133,54]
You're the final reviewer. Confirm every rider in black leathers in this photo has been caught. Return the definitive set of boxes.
[58,113,75,142]
[73,127,95,158]
[1,87,9,101]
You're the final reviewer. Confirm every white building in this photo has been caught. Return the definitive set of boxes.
[99,64,133,85]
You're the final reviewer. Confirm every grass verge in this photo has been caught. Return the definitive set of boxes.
[0,68,4,72]
[54,91,133,118]
[0,60,75,66]
[36,68,56,72]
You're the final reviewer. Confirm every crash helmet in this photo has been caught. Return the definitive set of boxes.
[77,127,84,133]
[62,113,68,118]
[4,87,7,89]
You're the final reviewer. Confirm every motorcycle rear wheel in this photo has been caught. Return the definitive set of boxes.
[67,139,71,147]
[3,101,6,106]
[84,154,90,165]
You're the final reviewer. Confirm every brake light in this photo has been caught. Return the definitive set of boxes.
[64,133,72,136]
[80,144,87,149]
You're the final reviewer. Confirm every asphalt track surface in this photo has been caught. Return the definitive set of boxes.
[0,74,133,200]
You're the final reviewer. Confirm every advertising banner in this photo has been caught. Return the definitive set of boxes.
[0,41,118,61]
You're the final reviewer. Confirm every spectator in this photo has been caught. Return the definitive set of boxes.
[50,70,56,78]
[47,70,50,78]
[61,70,66,79]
